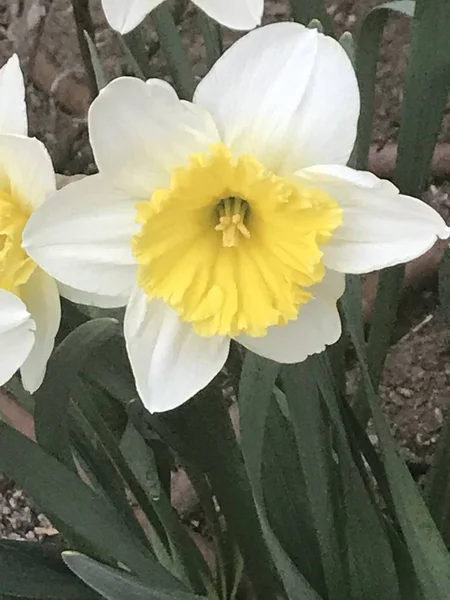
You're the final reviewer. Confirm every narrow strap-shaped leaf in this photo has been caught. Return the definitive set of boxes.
[289,0,334,35]
[395,0,450,196]
[63,553,204,600]
[355,0,450,426]
[0,423,188,591]
[84,30,108,90]
[119,29,149,79]
[262,395,327,596]
[119,419,215,596]
[151,4,195,99]
[239,353,322,600]
[354,1,415,169]
[71,378,215,596]
[439,248,450,325]
[342,284,450,599]
[197,10,222,68]
[0,540,100,599]
[313,356,401,600]
[155,383,280,599]
[424,403,450,545]
[33,318,119,469]
[282,362,350,600]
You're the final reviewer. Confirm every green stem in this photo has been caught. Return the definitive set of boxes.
[153,387,279,599]
[352,266,404,425]
[197,10,223,68]
[151,4,195,99]
[121,28,152,79]
[289,0,334,35]
[71,0,99,98]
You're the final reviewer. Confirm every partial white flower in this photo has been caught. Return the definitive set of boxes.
[0,56,62,391]
[101,0,263,34]
[0,54,27,136]
[0,132,62,392]
[24,23,450,412]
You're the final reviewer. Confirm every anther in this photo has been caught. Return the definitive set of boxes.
[215,197,251,247]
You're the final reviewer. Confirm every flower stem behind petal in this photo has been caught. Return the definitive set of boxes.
[289,0,335,36]
[71,0,99,98]
[197,9,223,68]
[151,4,195,100]
[121,27,153,79]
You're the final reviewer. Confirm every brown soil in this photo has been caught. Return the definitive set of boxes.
[1,0,450,539]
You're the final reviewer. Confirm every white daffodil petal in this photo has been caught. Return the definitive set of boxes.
[236,270,345,363]
[298,165,450,274]
[0,134,55,208]
[0,55,27,136]
[23,174,138,302]
[194,23,359,173]
[89,77,220,197]
[125,288,230,413]
[0,289,35,385]
[20,268,60,393]
[58,283,129,309]
[279,33,360,173]
[195,0,262,30]
[101,0,163,33]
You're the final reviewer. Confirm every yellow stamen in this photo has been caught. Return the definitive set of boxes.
[214,197,251,247]
[133,143,342,338]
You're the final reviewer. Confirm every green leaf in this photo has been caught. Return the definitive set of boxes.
[69,380,154,553]
[155,383,281,599]
[424,404,450,545]
[354,0,450,426]
[197,10,222,68]
[342,287,450,599]
[363,0,450,390]
[63,552,204,600]
[439,248,450,324]
[120,417,213,596]
[261,395,326,596]
[82,334,137,405]
[313,356,400,600]
[83,31,107,90]
[0,540,100,599]
[354,1,415,169]
[353,267,405,426]
[151,4,195,99]
[70,378,213,595]
[338,32,355,65]
[120,28,150,79]
[33,318,119,469]
[0,423,188,591]
[388,530,425,600]
[289,0,334,35]
[238,353,322,600]
[120,420,160,500]
[395,0,450,196]
[282,362,350,600]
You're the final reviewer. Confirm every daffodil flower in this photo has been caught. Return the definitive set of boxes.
[0,55,63,391]
[24,24,450,412]
[101,0,263,34]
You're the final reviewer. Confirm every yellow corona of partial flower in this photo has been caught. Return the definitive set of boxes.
[24,23,450,413]
[0,189,35,296]
[101,0,263,34]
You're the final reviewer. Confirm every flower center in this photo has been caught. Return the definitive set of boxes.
[133,143,342,338]
[215,197,251,247]
[0,186,36,297]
